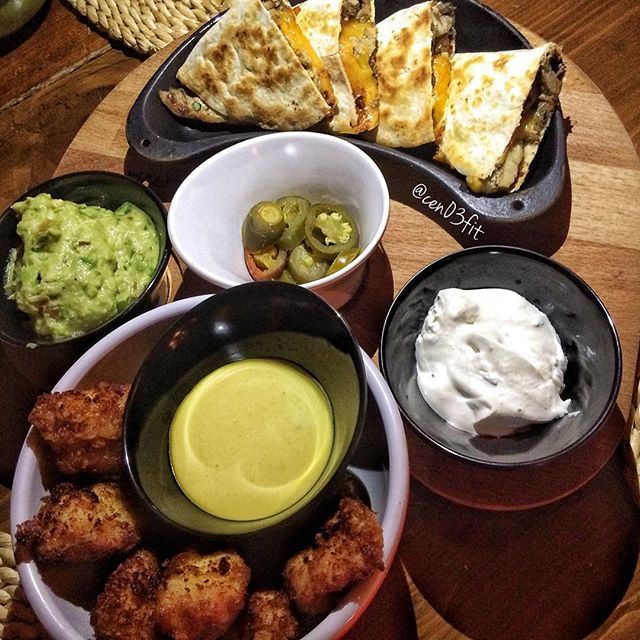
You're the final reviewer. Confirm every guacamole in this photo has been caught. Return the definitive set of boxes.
[5,193,160,340]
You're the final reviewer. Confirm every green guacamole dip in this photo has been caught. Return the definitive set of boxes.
[5,193,160,340]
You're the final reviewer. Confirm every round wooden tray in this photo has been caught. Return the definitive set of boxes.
[55,29,640,505]
[50,26,640,640]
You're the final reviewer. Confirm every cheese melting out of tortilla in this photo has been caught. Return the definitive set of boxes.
[434,43,565,193]
[296,0,378,134]
[373,1,455,148]
[172,0,332,131]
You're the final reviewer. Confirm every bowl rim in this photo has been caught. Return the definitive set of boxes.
[379,244,623,468]
[0,170,172,348]
[122,281,368,537]
[167,131,390,291]
[10,294,410,640]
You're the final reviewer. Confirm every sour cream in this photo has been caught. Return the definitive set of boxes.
[415,288,570,437]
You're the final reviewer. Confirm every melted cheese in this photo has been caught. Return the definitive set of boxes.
[339,19,378,131]
[432,53,450,128]
[274,8,336,110]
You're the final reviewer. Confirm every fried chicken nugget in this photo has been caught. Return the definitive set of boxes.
[241,590,299,640]
[28,382,130,476]
[16,482,143,562]
[156,549,251,640]
[283,497,384,616]
[91,549,161,640]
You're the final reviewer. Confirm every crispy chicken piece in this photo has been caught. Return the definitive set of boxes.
[283,497,384,616]
[156,549,251,640]
[28,382,130,476]
[15,482,143,563]
[240,590,299,640]
[91,549,161,640]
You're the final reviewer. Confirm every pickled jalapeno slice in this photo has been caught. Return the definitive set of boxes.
[276,196,310,251]
[326,247,361,275]
[244,247,287,280]
[288,245,329,283]
[277,268,297,284]
[305,203,359,258]
[242,201,285,251]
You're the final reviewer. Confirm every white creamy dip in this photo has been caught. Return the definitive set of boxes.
[415,288,571,436]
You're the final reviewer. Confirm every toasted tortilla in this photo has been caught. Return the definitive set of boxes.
[296,0,378,134]
[434,43,565,193]
[174,0,331,130]
[159,87,225,124]
[374,2,454,147]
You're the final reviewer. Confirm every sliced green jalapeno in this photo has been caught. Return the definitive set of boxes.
[288,245,329,284]
[326,247,361,275]
[277,268,297,284]
[304,203,359,258]
[276,196,310,250]
[242,201,285,251]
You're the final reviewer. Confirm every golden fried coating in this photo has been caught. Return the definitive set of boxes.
[156,549,251,640]
[241,590,299,640]
[28,382,130,476]
[91,549,161,640]
[15,482,143,563]
[283,497,384,616]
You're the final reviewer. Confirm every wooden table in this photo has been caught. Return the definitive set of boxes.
[1,1,640,639]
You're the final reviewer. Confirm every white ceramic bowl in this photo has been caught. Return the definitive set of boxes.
[168,132,390,308]
[11,296,409,640]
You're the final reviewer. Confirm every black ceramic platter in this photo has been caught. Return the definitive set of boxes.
[126,0,567,238]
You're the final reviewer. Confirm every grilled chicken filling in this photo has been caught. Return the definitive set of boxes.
[468,54,565,194]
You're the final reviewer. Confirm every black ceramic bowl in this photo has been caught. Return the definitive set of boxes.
[0,171,171,349]
[379,246,621,466]
[123,282,367,580]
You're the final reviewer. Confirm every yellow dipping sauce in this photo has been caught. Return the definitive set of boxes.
[169,358,334,521]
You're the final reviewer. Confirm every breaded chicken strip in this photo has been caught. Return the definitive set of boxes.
[28,382,130,476]
[15,482,143,562]
[91,549,161,640]
[156,549,250,640]
[241,590,299,640]
[283,497,384,615]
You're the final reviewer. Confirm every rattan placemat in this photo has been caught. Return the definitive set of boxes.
[65,0,228,54]
[0,533,49,640]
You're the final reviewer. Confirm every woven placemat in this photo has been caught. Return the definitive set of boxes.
[0,533,49,640]
[65,0,228,54]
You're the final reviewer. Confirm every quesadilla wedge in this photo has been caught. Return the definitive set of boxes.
[434,43,565,193]
[373,1,455,148]
[161,0,335,131]
[160,87,225,124]
[296,0,378,134]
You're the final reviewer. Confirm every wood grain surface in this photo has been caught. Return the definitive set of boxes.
[46,27,640,639]
[1,1,640,639]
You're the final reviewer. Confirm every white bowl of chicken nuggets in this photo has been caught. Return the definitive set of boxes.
[11,295,409,640]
